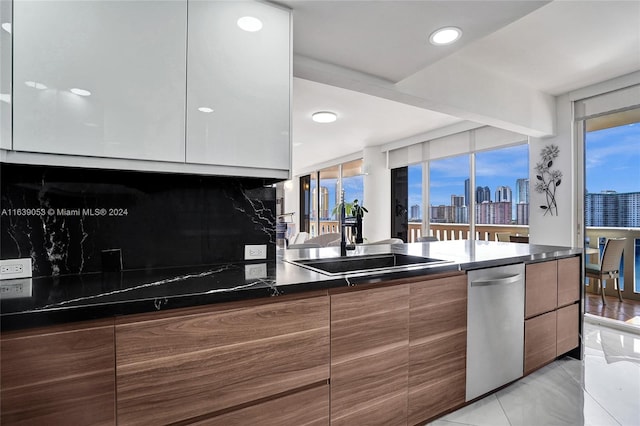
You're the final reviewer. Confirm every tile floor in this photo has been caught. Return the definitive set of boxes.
[426,322,640,426]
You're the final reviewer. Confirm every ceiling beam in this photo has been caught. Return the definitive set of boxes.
[294,54,556,138]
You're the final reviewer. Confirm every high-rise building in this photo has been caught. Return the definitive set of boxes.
[430,205,447,223]
[451,195,464,207]
[311,186,330,219]
[516,178,529,204]
[495,186,512,202]
[476,201,512,224]
[410,204,421,221]
[585,191,640,227]
[476,186,491,203]
[516,203,530,225]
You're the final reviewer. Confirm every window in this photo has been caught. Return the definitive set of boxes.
[299,159,364,237]
[429,155,469,225]
[475,144,529,226]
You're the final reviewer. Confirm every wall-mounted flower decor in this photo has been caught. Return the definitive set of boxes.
[534,144,562,216]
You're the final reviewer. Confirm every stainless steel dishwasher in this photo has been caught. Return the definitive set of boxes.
[466,263,524,401]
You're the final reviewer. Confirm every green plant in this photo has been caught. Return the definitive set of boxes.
[331,199,368,218]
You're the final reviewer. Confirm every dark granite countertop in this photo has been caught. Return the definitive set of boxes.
[0,240,582,331]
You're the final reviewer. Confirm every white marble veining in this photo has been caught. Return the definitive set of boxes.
[427,322,640,426]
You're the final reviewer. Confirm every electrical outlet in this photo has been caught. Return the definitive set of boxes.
[245,263,267,280]
[244,244,267,260]
[0,258,32,280]
[0,278,33,299]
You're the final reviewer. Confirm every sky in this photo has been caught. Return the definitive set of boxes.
[585,122,640,194]
[413,144,529,208]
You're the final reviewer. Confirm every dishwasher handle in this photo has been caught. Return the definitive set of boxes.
[470,274,522,287]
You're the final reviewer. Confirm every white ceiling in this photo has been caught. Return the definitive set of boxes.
[279,0,640,173]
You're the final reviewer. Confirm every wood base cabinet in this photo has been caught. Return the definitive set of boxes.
[0,319,116,425]
[524,256,581,375]
[330,285,409,426]
[115,295,330,425]
[408,274,467,425]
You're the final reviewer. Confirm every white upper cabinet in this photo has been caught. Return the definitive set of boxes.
[12,1,187,162]
[186,1,291,172]
[0,0,11,150]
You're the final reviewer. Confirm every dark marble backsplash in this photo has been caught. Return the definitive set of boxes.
[1,164,276,277]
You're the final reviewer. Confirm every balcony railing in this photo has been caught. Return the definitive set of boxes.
[409,222,530,243]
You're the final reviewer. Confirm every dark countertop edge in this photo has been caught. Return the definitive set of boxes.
[0,243,583,332]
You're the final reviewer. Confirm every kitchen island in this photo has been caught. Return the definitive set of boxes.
[0,240,583,425]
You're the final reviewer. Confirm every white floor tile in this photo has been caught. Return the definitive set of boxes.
[427,322,640,426]
[437,394,510,426]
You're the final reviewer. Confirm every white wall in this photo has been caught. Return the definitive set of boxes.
[362,147,391,243]
[528,94,576,247]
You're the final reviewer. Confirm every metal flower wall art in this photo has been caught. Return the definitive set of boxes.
[535,144,562,216]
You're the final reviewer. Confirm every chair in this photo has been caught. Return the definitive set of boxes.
[416,236,438,242]
[585,238,626,305]
[496,232,511,242]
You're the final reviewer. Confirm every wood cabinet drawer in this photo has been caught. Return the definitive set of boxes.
[557,303,580,356]
[115,296,329,425]
[557,257,580,307]
[192,384,329,426]
[1,319,115,425]
[525,261,558,318]
[524,310,557,374]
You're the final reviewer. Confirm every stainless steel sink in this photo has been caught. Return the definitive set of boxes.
[286,253,451,276]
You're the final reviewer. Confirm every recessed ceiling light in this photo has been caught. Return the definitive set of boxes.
[25,81,47,90]
[198,107,214,113]
[1,23,11,34]
[70,88,91,96]
[237,16,263,32]
[312,111,337,123]
[429,27,462,46]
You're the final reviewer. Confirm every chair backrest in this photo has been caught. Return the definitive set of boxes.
[289,232,309,245]
[601,238,626,273]
[416,236,438,242]
[496,232,511,242]
[304,232,341,247]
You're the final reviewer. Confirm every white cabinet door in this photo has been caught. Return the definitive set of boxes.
[186,1,290,172]
[12,1,187,162]
[0,0,11,150]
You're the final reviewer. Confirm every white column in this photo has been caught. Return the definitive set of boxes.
[363,147,391,243]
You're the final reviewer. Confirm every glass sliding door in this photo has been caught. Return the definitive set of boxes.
[583,107,640,299]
